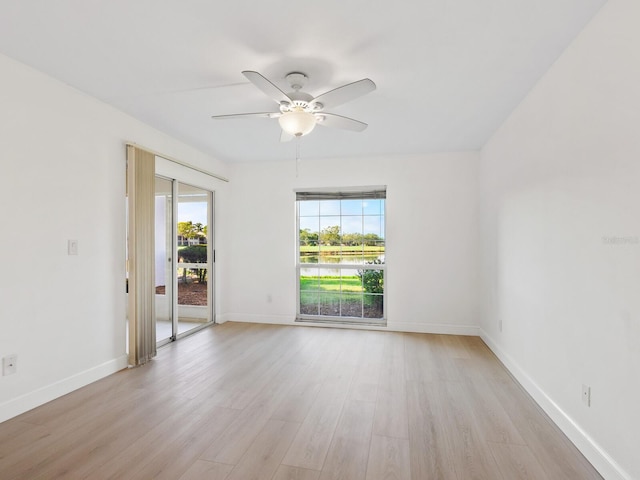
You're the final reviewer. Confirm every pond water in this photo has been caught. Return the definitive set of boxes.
[300,253,383,277]
[300,254,380,264]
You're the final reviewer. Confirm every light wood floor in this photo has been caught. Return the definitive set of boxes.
[0,322,602,480]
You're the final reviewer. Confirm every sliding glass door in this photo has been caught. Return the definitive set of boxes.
[154,176,214,346]
[175,182,212,337]
[154,176,174,344]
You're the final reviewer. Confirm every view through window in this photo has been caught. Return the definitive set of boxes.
[296,189,386,323]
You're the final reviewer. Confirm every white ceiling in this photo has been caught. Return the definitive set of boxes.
[0,0,605,163]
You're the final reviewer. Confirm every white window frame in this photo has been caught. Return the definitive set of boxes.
[295,187,386,325]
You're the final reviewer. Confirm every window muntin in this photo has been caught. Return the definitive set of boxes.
[296,190,386,324]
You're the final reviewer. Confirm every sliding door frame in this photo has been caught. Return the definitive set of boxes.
[157,177,216,346]
[127,143,225,359]
[174,182,215,341]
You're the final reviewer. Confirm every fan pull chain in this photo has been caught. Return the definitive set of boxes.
[295,138,301,178]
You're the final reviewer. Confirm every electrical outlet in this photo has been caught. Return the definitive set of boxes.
[3,355,17,376]
[582,384,591,407]
[498,319,503,332]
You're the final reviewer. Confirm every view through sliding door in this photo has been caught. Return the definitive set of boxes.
[154,176,214,345]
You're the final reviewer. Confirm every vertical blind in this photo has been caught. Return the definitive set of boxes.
[126,145,156,366]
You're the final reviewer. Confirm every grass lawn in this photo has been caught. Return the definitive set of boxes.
[299,276,383,317]
[300,271,384,318]
[300,275,363,292]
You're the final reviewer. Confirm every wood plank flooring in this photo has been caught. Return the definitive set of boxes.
[0,322,603,480]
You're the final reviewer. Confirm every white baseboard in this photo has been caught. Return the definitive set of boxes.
[389,322,479,336]
[0,355,128,424]
[1,321,627,479]
[220,313,295,325]
[219,313,479,336]
[480,330,631,480]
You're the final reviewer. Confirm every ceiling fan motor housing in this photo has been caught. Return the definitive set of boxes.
[280,92,314,113]
[285,72,307,90]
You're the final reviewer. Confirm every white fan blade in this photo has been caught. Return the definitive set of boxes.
[315,113,368,132]
[311,79,376,109]
[280,130,294,142]
[242,71,292,105]
[211,112,280,120]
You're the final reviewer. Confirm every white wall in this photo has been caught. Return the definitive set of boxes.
[224,152,480,334]
[4,3,636,475]
[479,0,640,478]
[0,53,229,422]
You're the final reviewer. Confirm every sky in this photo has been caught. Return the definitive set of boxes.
[299,199,385,237]
[175,198,386,235]
[178,201,208,225]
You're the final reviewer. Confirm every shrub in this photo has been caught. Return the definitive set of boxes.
[358,259,384,295]
[178,245,207,263]
[178,245,207,283]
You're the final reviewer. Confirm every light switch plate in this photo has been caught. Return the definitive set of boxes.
[3,355,17,376]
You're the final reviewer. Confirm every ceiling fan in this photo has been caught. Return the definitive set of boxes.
[211,71,376,142]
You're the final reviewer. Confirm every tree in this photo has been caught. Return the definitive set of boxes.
[363,233,382,246]
[320,225,340,246]
[178,221,206,244]
[341,232,363,246]
[178,221,198,239]
[300,228,319,246]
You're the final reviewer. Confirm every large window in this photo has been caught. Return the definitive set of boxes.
[296,188,386,324]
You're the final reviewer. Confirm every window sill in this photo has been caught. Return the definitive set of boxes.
[296,315,387,327]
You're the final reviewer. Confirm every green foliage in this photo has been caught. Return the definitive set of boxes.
[306,225,383,247]
[178,245,207,262]
[358,259,384,294]
[341,232,362,246]
[178,245,207,283]
[320,225,341,245]
[177,221,206,240]
[363,233,382,246]
[342,232,382,246]
[299,228,319,246]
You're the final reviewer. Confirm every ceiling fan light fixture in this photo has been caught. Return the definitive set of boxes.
[278,108,316,137]
[213,70,376,142]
